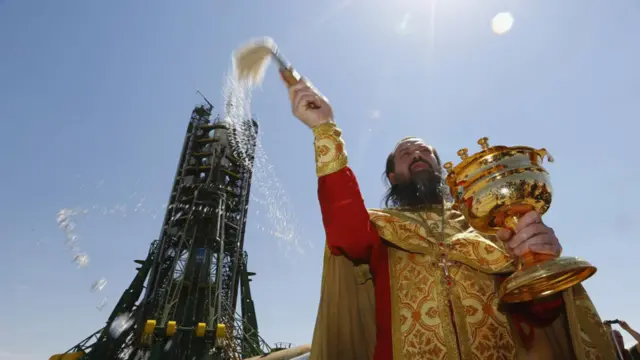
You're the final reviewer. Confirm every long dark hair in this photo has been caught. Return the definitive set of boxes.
[381,150,443,208]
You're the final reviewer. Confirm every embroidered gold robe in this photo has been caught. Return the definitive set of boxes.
[307,122,616,360]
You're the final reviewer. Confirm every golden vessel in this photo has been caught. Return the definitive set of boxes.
[443,137,597,303]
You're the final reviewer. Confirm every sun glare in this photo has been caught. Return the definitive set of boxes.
[491,12,514,35]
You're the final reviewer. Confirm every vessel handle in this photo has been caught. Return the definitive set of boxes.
[536,148,554,163]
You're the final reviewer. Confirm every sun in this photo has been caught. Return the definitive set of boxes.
[492,12,514,35]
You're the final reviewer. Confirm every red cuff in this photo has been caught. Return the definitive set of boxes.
[528,296,564,320]
[509,295,564,328]
[497,276,564,328]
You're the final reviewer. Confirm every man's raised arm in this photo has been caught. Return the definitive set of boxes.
[286,78,379,262]
[313,122,379,261]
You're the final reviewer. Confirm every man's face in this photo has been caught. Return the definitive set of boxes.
[390,138,440,184]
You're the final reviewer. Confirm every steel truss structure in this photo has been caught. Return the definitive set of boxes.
[50,102,271,360]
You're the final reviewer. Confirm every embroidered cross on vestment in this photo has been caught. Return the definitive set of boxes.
[434,256,457,287]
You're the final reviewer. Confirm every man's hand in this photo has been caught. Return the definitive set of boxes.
[496,211,562,258]
[288,79,333,128]
[621,320,631,331]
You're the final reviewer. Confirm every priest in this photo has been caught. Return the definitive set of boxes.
[287,79,617,360]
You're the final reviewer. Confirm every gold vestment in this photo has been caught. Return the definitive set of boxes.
[308,123,616,360]
[310,208,616,360]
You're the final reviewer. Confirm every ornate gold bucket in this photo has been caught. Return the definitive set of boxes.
[444,137,596,303]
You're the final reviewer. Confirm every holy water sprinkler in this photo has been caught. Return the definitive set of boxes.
[233,37,320,109]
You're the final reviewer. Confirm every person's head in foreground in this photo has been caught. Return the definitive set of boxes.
[383,137,444,208]
[611,329,632,360]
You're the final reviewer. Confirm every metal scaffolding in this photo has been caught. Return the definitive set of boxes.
[50,102,270,360]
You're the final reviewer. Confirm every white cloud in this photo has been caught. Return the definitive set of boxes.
[369,109,381,120]
[396,12,412,35]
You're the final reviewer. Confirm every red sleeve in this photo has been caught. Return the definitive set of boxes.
[496,275,565,327]
[510,294,565,328]
[526,295,564,324]
[318,167,380,261]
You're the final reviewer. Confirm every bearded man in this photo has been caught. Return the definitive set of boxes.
[287,80,616,360]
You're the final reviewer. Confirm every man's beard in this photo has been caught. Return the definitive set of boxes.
[384,169,444,208]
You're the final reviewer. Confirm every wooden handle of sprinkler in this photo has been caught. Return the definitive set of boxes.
[280,68,321,110]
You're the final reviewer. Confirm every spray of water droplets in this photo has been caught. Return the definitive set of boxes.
[223,71,255,168]
[56,208,111,311]
[55,196,171,312]
[250,143,305,253]
[57,208,90,267]
[52,70,307,319]
[55,198,166,312]
[55,191,302,317]
[223,71,306,253]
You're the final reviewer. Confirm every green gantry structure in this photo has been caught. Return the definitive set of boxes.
[50,102,277,360]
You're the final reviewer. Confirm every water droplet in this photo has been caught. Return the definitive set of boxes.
[74,253,89,268]
[97,297,109,311]
[91,278,107,292]
[109,313,134,338]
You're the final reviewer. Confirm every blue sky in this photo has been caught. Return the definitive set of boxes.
[1,0,638,358]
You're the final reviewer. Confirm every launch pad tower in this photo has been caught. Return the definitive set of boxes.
[50,102,272,360]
